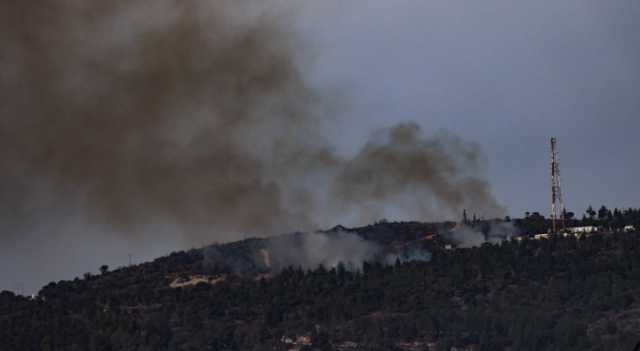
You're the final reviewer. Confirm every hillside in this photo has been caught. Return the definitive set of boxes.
[2,221,640,350]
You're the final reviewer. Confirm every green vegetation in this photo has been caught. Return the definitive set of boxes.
[2,213,640,350]
[515,206,640,235]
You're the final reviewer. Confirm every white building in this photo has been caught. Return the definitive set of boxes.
[624,225,637,233]
[567,226,599,234]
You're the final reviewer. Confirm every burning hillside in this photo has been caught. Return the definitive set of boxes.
[0,1,505,292]
[2,221,640,350]
[202,225,439,277]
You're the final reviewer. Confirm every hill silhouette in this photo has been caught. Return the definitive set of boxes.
[2,220,640,350]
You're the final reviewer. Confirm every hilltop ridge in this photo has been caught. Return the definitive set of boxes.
[2,220,640,350]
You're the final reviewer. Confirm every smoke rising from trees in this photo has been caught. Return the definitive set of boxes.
[265,231,381,272]
[450,222,517,248]
[331,123,505,224]
[0,0,504,291]
[204,230,432,274]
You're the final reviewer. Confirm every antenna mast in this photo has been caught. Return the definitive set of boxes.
[550,137,565,235]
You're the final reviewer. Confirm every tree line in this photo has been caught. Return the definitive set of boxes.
[2,227,640,350]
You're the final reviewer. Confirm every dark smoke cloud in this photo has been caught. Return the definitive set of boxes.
[0,0,503,292]
[331,123,505,223]
[0,0,323,242]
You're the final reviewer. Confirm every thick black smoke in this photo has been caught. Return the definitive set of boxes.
[331,123,505,223]
[0,0,325,242]
[0,0,504,291]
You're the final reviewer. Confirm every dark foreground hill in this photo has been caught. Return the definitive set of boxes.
[2,222,640,351]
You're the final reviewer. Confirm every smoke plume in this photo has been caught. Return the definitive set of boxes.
[450,221,517,248]
[331,123,505,224]
[0,0,503,291]
[0,0,326,243]
[265,231,380,271]
[204,231,432,274]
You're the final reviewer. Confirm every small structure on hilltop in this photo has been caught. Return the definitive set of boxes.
[567,226,600,235]
[534,233,550,240]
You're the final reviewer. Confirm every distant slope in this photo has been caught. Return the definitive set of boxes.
[1,223,640,351]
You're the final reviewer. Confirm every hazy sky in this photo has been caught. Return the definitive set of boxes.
[300,0,640,217]
[1,0,639,294]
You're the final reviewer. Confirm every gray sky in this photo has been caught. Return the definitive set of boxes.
[1,0,639,294]
[300,0,640,217]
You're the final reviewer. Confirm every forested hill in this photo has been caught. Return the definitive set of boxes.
[2,224,640,350]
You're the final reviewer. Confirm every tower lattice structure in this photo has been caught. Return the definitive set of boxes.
[550,137,565,235]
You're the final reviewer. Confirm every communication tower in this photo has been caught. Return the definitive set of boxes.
[550,137,565,235]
